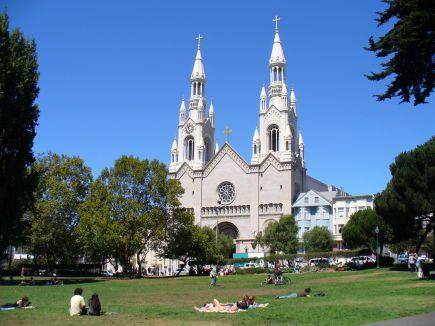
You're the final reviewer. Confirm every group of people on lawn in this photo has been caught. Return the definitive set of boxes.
[69,288,101,316]
[408,253,428,279]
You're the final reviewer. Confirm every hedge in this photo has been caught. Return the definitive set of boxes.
[226,249,361,265]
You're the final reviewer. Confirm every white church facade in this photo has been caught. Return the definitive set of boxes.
[168,19,338,254]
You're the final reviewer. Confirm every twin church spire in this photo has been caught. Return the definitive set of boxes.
[170,17,305,173]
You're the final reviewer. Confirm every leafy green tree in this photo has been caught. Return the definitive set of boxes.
[160,208,196,270]
[341,209,389,254]
[303,226,334,253]
[191,226,221,266]
[81,156,182,273]
[160,210,220,275]
[0,12,39,266]
[366,0,435,106]
[256,215,298,254]
[375,136,435,256]
[217,233,235,259]
[29,153,92,267]
[421,233,434,257]
[76,179,119,270]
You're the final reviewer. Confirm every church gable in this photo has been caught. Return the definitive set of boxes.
[263,105,282,125]
[203,143,250,177]
[259,153,292,172]
[175,162,195,179]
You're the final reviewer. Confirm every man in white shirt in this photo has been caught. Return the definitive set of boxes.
[70,288,86,316]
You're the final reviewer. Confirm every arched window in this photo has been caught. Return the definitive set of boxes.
[254,144,257,154]
[285,141,289,151]
[273,68,277,82]
[268,125,280,152]
[185,136,195,161]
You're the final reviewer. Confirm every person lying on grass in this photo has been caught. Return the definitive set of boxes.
[195,295,249,313]
[1,296,32,309]
[276,288,311,299]
[194,295,269,313]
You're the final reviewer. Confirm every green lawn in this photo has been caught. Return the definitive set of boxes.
[0,269,434,325]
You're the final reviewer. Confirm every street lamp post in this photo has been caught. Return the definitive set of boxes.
[375,226,380,269]
[216,201,221,244]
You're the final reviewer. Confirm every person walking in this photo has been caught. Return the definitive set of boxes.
[210,265,217,286]
[408,253,416,272]
[416,255,425,279]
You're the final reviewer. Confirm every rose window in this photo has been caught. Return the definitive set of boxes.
[217,182,236,204]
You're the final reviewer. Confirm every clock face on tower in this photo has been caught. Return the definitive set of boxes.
[185,123,194,134]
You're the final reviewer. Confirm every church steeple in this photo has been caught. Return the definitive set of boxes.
[269,16,286,100]
[189,34,206,123]
[179,98,186,125]
[260,84,267,112]
[208,100,215,127]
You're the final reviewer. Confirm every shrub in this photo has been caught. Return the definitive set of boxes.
[380,256,395,267]
[235,267,270,275]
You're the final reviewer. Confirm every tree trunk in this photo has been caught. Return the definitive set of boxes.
[8,246,13,281]
[136,252,142,277]
[415,222,432,254]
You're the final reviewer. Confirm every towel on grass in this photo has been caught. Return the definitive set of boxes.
[0,306,34,311]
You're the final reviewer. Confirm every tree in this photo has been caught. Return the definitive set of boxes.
[217,233,235,259]
[0,12,39,267]
[341,209,389,254]
[76,179,119,270]
[256,215,298,254]
[303,226,334,253]
[81,156,182,273]
[366,0,435,106]
[160,210,220,275]
[375,136,435,256]
[29,153,92,267]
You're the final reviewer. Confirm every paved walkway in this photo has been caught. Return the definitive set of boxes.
[367,312,435,326]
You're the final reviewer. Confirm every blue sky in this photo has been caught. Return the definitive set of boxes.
[4,0,435,195]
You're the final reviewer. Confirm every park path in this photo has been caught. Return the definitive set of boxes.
[366,311,435,326]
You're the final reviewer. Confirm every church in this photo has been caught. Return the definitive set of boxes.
[168,18,338,255]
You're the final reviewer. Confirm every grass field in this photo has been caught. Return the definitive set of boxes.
[0,269,434,325]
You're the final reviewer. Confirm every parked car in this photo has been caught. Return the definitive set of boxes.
[348,256,376,270]
[240,262,259,269]
[398,254,409,264]
[101,271,114,277]
[309,258,333,266]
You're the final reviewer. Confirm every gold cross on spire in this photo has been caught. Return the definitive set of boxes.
[196,34,203,50]
[224,126,232,143]
[273,15,281,31]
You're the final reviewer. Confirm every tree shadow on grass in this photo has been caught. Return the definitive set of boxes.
[0,278,106,286]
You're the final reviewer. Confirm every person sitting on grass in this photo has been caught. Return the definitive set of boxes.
[261,274,274,286]
[276,288,311,299]
[70,288,87,316]
[87,293,101,316]
[247,295,259,309]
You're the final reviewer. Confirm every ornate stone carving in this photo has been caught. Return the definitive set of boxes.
[217,182,236,204]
